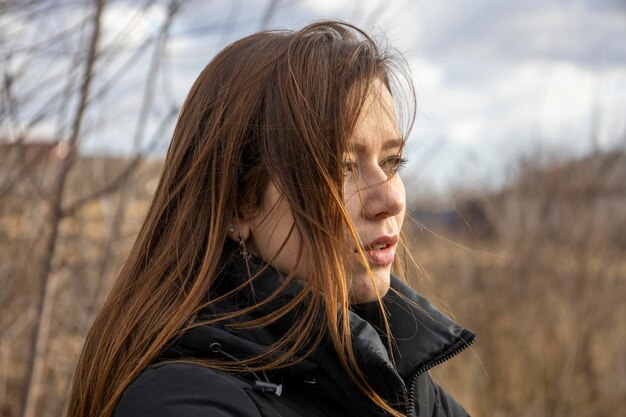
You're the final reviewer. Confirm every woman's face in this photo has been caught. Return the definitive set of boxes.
[243,81,406,303]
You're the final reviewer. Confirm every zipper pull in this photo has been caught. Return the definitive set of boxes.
[253,380,283,396]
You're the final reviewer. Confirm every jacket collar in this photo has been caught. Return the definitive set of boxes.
[163,251,475,404]
[352,277,476,383]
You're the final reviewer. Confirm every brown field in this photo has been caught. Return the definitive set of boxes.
[0,150,625,417]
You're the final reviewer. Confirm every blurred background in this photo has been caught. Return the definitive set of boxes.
[0,1,624,416]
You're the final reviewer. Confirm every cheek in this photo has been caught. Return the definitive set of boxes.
[255,201,296,255]
[342,178,363,224]
[394,176,407,227]
[344,193,361,224]
[252,199,308,276]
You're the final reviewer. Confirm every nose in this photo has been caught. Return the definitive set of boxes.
[360,174,405,221]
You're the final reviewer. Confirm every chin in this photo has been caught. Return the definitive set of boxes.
[349,270,391,304]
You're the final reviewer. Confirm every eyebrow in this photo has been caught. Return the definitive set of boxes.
[349,138,404,154]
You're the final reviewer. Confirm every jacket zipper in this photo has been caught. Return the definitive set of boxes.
[382,361,409,414]
[405,334,476,416]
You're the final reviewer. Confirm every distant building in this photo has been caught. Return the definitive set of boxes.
[0,139,67,167]
[410,198,495,240]
[0,139,66,195]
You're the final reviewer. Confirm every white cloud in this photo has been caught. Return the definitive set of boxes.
[300,0,405,24]
[3,0,625,193]
[412,57,620,144]
[101,2,167,48]
[301,0,349,14]
[403,53,626,192]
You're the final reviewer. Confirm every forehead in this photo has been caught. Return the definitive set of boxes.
[349,138,403,154]
[348,82,402,154]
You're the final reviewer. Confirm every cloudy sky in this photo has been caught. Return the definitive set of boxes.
[2,0,625,194]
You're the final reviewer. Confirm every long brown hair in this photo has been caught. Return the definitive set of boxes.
[67,20,416,417]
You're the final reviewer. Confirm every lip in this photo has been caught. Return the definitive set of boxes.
[355,235,398,266]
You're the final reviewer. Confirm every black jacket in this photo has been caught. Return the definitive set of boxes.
[114,253,475,417]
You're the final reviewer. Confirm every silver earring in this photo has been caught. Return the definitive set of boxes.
[238,235,251,261]
[238,235,253,280]
[229,224,253,279]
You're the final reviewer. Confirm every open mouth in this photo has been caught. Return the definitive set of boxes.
[364,241,393,251]
[355,235,398,266]
[361,235,398,251]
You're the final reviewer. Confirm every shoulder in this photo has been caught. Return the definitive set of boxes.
[114,363,263,417]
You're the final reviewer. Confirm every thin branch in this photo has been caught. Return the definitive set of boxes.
[259,0,280,30]
[20,2,106,416]
[132,0,180,151]
[61,106,178,218]
[62,0,184,217]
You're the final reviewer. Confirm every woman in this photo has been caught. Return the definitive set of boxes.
[67,20,475,417]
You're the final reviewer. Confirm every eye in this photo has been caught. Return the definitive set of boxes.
[381,155,408,176]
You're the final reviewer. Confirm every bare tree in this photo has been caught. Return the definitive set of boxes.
[0,0,187,415]
[20,2,107,416]
[0,2,414,417]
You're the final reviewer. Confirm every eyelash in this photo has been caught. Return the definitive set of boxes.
[343,156,408,177]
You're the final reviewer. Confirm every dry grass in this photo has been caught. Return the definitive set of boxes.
[407,150,626,416]
[409,233,626,417]
[0,150,624,417]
